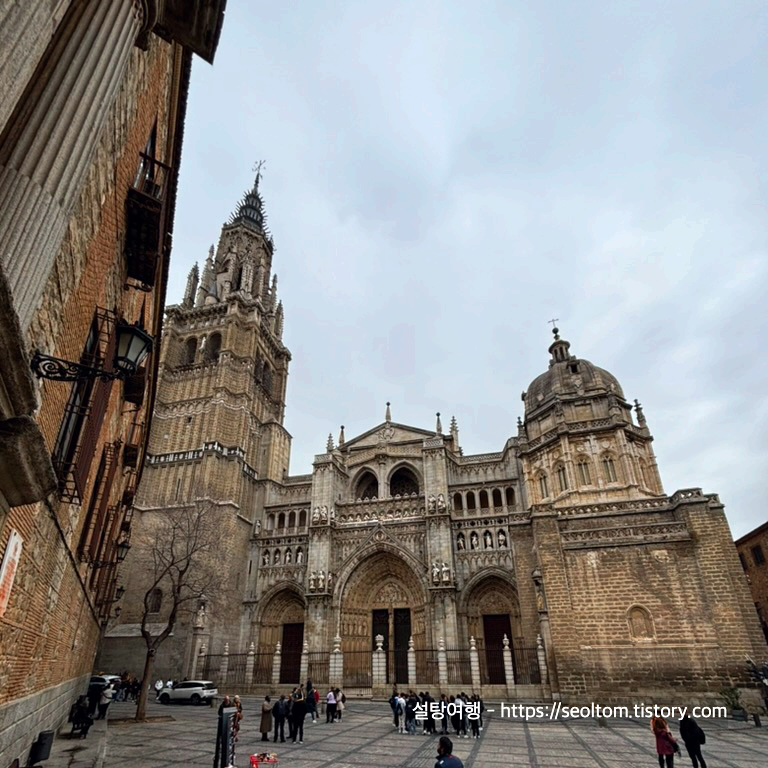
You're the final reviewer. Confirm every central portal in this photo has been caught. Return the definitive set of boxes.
[372,607,411,684]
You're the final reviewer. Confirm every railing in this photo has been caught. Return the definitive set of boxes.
[254,652,272,685]
[343,650,372,688]
[513,644,541,685]
[444,648,472,687]
[307,652,329,685]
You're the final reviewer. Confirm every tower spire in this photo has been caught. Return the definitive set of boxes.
[338,425,345,446]
[385,402,391,422]
[184,262,199,307]
[228,165,273,243]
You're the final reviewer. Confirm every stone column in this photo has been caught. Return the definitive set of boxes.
[0,0,146,331]
[372,634,386,687]
[272,642,282,687]
[191,642,206,680]
[329,634,343,688]
[536,634,548,685]
[469,636,481,693]
[299,640,309,686]
[219,642,229,685]
[407,636,416,687]
[245,642,255,688]
[437,637,448,690]
[502,635,515,694]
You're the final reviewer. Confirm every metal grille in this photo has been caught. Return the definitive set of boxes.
[444,648,472,687]
[343,649,372,688]
[307,652,329,686]
[414,649,439,685]
[513,643,542,684]
[254,652,272,685]
[227,653,248,686]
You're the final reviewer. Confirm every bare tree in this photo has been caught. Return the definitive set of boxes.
[134,500,225,720]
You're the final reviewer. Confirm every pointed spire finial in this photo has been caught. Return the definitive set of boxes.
[634,398,646,426]
[435,412,442,434]
[338,425,345,446]
[385,402,391,422]
[326,433,334,452]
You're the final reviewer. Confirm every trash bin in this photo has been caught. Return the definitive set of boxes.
[29,730,54,764]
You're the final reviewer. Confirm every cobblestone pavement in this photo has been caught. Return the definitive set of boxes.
[94,697,768,768]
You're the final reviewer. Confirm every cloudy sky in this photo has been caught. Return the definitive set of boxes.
[169,0,767,538]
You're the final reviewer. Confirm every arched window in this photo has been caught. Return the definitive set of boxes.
[492,488,503,508]
[628,605,655,640]
[298,509,307,527]
[577,459,592,485]
[254,354,265,383]
[453,493,463,512]
[183,337,197,365]
[505,487,515,507]
[638,459,653,489]
[602,456,618,483]
[287,511,296,528]
[356,471,379,500]
[262,364,273,395]
[204,332,222,362]
[277,512,285,529]
[538,473,549,499]
[479,490,489,509]
[148,588,162,613]
[265,514,275,531]
[556,464,569,493]
[389,467,419,497]
[466,492,477,511]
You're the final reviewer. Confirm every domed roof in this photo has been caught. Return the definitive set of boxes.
[524,330,624,413]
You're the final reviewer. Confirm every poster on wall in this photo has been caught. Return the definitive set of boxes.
[0,529,23,618]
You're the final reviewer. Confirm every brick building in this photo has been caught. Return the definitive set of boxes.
[105,178,766,707]
[736,522,768,645]
[0,1,225,763]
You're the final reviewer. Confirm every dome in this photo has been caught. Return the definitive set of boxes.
[524,330,625,414]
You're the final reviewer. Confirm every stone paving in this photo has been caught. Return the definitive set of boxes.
[89,697,768,768]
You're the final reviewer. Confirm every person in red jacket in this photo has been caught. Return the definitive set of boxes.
[652,716,680,768]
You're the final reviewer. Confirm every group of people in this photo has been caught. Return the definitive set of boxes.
[257,681,346,745]
[652,714,708,768]
[389,690,484,739]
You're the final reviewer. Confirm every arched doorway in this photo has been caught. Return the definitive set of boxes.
[339,550,426,686]
[258,588,305,684]
[462,574,521,685]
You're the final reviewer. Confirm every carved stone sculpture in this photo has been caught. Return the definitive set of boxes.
[432,562,440,585]
[309,571,317,591]
[441,562,450,583]
[318,570,325,590]
[437,493,446,512]
[470,531,479,550]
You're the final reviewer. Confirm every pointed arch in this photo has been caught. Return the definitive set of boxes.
[387,463,421,497]
[352,468,379,500]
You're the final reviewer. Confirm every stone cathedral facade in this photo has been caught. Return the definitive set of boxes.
[107,178,765,704]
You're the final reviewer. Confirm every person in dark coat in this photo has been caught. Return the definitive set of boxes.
[679,714,707,768]
[260,695,272,741]
[272,694,287,743]
[291,686,307,744]
[435,736,464,768]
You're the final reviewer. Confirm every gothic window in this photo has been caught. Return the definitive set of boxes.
[505,487,515,507]
[389,467,419,497]
[602,456,618,483]
[277,512,285,529]
[356,471,379,500]
[453,493,463,512]
[492,488,503,508]
[254,354,265,383]
[577,459,592,485]
[183,337,197,365]
[232,263,242,291]
[298,509,307,527]
[628,605,655,641]
[638,459,653,489]
[479,490,489,509]
[204,333,221,362]
[753,545,766,566]
[555,464,569,493]
[148,588,162,614]
[538,473,549,499]
[288,510,296,528]
[265,514,275,531]
[262,364,273,395]
[466,492,476,511]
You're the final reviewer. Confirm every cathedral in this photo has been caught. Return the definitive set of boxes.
[104,176,765,705]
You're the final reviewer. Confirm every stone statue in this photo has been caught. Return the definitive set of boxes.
[274,549,281,565]
[254,520,261,534]
[312,507,320,524]
[432,562,440,585]
[195,602,206,628]
[327,572,334,590]
[437,493,446,512]
[330,506,336,520]
[320,505,328,523]
[428,494,437,511]
[285,548,292,564]
[498,530,507,548]
[441,562,450,583]
[296,548,304,564]
[262,550,270,566]
[457,533,465,550]
[470,531,479,550]
[484,530,493,549]
[309,571,317,591]
[318,570,325,590]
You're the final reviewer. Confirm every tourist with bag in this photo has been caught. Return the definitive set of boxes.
[679,714,707,768]
[652,715,680,768]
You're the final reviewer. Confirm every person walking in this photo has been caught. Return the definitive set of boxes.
[306,680,317,723]
[325,687,337,723]
[96,683,114,720]
[435,735,464,768]
[260,695,273,741]
[272,694,287,743]
[652,715,679,768]
[679,714,707,768]
[291,686,307,744]
[334,688,345,721]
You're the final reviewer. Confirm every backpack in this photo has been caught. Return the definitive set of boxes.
[341,694,346,704]
[696,725,706,745]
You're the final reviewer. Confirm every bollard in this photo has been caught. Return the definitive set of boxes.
[29,730,54,764]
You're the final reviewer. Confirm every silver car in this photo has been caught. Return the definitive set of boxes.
[157,680,218,705]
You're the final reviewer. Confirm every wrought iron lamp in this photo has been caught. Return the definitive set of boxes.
[93,539,131,568]
[31,321,153,381]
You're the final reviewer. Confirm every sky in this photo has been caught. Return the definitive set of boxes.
[169,0,768,538]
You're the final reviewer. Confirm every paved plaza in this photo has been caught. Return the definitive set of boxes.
[42,696,768,768]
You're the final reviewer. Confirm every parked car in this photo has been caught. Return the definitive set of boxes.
[88,675,120,692]
[157,680,218,705]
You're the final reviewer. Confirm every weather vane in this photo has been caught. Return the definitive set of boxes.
[252,159,266,181]
[548,318,559,328]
